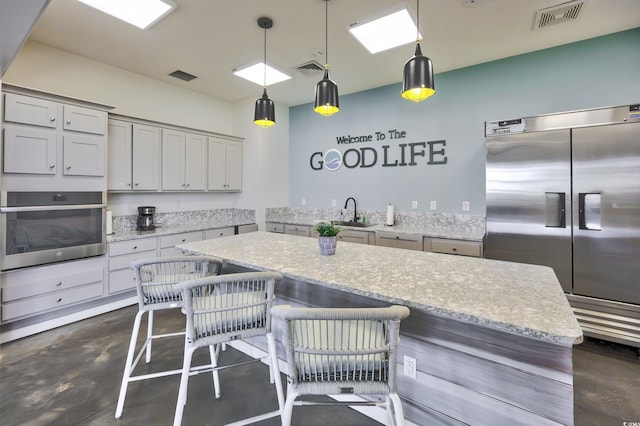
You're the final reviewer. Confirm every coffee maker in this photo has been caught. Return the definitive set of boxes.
[136,206,156,231]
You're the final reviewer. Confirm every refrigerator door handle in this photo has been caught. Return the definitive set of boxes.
[545,192,566,228]
[578,192,602,231]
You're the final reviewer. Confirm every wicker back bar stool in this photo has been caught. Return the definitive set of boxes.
[271,304,410,426]
[172,271,285,426]
[115,255,223,419]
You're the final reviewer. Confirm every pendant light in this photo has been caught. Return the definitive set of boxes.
[314,0,339,116]
[401,0,435,102]
[254,17,276,128]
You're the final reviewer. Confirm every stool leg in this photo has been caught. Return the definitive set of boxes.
[145,310,154,363]
[388,393,405,426]
[267,332,285,412]
[115,310,145,418]
[209,344,221,399]
[173,344,195,426]
[281,391,298,426]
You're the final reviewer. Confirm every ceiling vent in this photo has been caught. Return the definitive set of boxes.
[169,70,198,81]
[534,0,585,30]
[294,60,324,77]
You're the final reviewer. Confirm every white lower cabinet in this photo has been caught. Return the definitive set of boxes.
[1,257,105,322]
[423,238,483,257]
[108,237,158,294]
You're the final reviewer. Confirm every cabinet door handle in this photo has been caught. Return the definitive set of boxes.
[66,120,71,125]
[134,182,139,186]
[66,165,71,170]
[49,164,55,169]
[50,116,56,122]
[181,239,186,242]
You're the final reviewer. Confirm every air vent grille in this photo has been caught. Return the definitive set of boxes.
[534,1,585,30]
[169,70,198,81]
[295,60,324,77]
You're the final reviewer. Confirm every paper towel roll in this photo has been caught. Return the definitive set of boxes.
[106,210,113,235]
[386,204,394,226]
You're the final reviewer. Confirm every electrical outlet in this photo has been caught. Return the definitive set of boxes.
[331,199,336,207]
[404,355,417,379]
[462,201,470,211]
[411,201,418,209]
[430,200,437,210]
[302,198,307,206]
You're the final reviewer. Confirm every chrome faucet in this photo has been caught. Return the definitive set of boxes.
[344,197,359,223]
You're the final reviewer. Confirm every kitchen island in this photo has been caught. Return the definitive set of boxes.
[178,232,583,425]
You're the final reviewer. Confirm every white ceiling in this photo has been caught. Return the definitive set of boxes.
[27,0,640,107]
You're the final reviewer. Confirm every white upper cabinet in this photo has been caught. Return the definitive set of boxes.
[3,93,58,128]
[208,137,242,191]
[3,92,107,184]
[161,130,207,191]
[107,120,161,191]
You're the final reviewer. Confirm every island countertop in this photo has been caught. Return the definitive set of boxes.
[178,231,582,346]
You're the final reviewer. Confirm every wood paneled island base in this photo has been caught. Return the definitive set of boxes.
[178,232,582,425]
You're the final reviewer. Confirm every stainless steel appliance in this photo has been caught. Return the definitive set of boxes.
[485,104,640,347]
[0,191,106,271]
[136,206,156,231]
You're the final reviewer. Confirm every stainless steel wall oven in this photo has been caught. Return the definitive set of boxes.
[0,191,106,271]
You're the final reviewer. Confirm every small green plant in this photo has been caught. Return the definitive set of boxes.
[315,222,341,237]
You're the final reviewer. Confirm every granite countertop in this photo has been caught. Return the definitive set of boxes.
[177,231,583,346]
[267,218,485,242]
[107,220,253,243]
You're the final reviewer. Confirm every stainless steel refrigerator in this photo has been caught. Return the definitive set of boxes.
[485,104,640,347]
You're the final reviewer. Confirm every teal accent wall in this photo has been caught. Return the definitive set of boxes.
[289,28,640,215]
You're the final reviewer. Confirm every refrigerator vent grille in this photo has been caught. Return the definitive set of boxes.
[534,1,585,30]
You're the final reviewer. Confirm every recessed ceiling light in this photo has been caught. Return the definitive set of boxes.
[348,8,421,54]
[233,63,291,87]
[77,0,176,30]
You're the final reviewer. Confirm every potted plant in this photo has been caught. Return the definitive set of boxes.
[315,222,341,255]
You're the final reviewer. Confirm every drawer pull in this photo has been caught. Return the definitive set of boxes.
[57,297,63,303]
[133,245,138,250]
[182,239,186,242]
[452,247,457,251]
[56,281,63,287]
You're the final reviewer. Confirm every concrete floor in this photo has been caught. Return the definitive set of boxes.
[1,305,639,426]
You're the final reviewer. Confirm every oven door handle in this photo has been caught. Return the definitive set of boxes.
[0,203,107,213]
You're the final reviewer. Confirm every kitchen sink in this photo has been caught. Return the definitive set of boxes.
[332,220,378,228]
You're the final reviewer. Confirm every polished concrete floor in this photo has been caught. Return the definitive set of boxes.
[1,305,639,426]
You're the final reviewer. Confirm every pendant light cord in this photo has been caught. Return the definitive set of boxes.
[416,0,420,42]
[325,0,329,66]
[263,26,267,88]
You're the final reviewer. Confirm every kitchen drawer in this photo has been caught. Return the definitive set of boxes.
[2,282,103,322]
[160,231,203,248]
[109,249,158,271]
[237,223,258,234]
[266,222,284,233]
[63,104,107,135]
[284,224,310,237]
[109,268,138,294]
[205,227,235,239]
[338,230,373,245]
[426,238,483,257]
[109,238,158,256]
[376,232,422,251]
[1,257,104,302]
[4,93,58,128]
